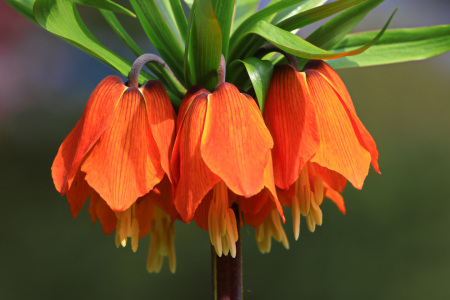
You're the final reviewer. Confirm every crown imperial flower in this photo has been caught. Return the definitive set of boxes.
[264,60,380,238]
[51,75,177,270]
[171,82,284,256]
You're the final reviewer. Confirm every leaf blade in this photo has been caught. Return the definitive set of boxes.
[240,57,274,112]
[329,25,450,69]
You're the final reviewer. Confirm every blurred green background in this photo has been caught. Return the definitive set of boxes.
[1,1,449,299]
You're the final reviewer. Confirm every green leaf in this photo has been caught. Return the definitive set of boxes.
[329,25,450,69]
[231,0,259,33]
[169,0,188,44]
[33,0,154,84]
[185,0,222,91]
[70,0,136,17]
[306,0,384,50]
[277,0,366,32]
[99,9,144,56]
[240,57,274,112]
[5,0,36,23]
[247,9,395,60]
[230,0,307,51]
[229,0,365,62]
[271,0,326,24]
[213,0,234,58]
[154,0,187,46]
[130,0,185,79]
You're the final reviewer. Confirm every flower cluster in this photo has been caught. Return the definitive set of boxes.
[52,60,379,272]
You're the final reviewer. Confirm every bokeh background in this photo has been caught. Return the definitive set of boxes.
[1,0,449,299]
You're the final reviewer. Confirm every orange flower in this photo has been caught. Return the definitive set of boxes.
[170,83,284,257]
[52,76,177,271]
[264,61,380,239]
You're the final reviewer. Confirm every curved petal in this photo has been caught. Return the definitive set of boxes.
[324,184,346,214]
[82,88,164,212]
[239,190,275,227]
[66,170,91,218]
[52,76,126,194]
[307,70,371,189]
[263,153,285,222]
[141,81,176,180]
[309,61,380,174]
[263,65,319,190]
[89,192,117,235]
[172,94,221,223]
[171,88,209,186]
[201,83,273,197]
[311,163,347,193]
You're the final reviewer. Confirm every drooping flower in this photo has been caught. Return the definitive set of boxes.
[264,60,380,239]
[52,76,178,270]
[170,83,285,257]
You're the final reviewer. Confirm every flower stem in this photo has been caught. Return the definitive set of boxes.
[255,44,300,72]
[128,54,186,92]
[212,204,242,300]
[218,54,226,86]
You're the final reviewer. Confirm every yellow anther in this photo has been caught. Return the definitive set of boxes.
[208,181,238,257]
[255,209,289,254]
[147,206,176,273]
[114,204,139,250]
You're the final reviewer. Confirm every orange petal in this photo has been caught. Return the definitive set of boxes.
[172,94,221,222]
[135,195,156,238]
[176,86,209,134]
[201,82,273,197]
[89,192,117,235]
[263,153,285,222]
[311,163,347,193]
[171,88,210,186]
[308,61,380,174]
[193,189,213,230]
[307,70,371,189]
[52,76,126,194]
[264,65,319,190]
[240,191,276,227]
[324,183,346,214]
[141,81,176,181]
[66,170,91,218]
[82,88,164,212]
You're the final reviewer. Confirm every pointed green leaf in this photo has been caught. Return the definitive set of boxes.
[306,0,384,50]
[329,25,450,69]
[271,0,326,24]
[99,10,144,57]
[154,0,187,46]
[70,0,136,17]
[230,0,307,51]
[229,0,365,62]
[277,0,366,31]
[232,0,259,33]
[186,0,222,91]
[247,10,395,60]
[130,0,185,79]
[33,0,154,83]
[240,57,274,112]
[213,0,234,58]
[5,0,36,23]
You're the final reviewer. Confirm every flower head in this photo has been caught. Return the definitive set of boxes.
[171,82,284,256]
[52,76,177,271]
[264,61,380,239]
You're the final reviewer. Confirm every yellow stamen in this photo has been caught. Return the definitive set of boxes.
[146,206,176,273]
[208,181,238,258]
[255,209,289,254]
[114,204,140,251]
[291,164,326,237]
